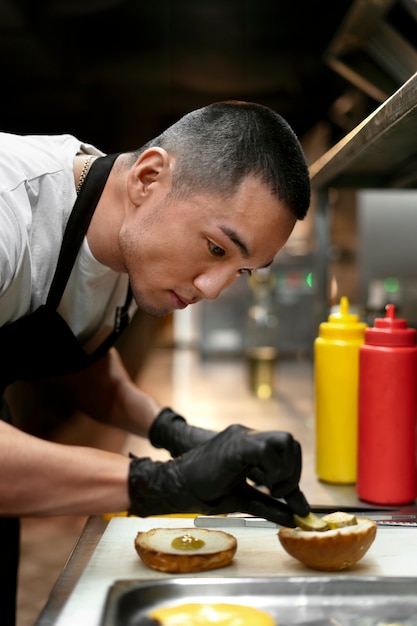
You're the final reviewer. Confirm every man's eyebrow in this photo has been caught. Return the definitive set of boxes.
[219,225,274,269]
[219,225,250,258]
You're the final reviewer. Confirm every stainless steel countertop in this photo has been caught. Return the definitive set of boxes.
[36,516,108,626]
[38,514,417,626]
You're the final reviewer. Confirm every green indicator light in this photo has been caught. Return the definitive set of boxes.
[384,277,399,293]
[306,272,313,288]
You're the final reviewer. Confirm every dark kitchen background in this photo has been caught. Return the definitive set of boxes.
[0,0,387,151]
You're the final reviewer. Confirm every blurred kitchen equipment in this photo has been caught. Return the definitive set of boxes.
[358,189,417,330]
[245,268,278,399]
[198,255,315,359]
[357,303,417,505]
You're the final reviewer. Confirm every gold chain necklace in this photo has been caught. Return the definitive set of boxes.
[76,155,94,194]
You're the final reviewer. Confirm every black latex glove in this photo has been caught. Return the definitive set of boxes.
[129,424,309,526]
[149,407,214,457]
[149,407,310,513]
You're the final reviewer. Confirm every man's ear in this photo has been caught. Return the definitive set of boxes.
[127,147,173,204]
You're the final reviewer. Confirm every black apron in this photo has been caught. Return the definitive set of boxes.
[0,153,132,625]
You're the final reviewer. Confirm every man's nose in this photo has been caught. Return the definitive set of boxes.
[194,268,238,301]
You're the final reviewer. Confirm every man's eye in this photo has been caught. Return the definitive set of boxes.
[208,242,225,257]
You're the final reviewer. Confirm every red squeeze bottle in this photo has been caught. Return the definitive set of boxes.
[357,304,417,505]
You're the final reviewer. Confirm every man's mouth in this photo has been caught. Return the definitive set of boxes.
[171,291,191,309]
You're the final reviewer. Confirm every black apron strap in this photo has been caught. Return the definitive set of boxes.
[0,517,19,626]
[90,284,133,360]
[0,151,133,388]
[46,153,120,310]
[46,151,134,360]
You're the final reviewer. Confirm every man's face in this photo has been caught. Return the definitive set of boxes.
[119,175,296,317]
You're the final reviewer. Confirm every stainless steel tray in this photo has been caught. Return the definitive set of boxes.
[100,576,417,626]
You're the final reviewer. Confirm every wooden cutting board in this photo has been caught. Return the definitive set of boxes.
[55,516,417,626]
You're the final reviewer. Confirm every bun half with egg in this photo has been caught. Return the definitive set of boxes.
[135,527,237,573]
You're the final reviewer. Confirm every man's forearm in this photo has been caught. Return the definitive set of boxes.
[0,420,131,517]
[56,348,161,439]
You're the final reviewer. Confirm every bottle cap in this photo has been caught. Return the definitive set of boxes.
[319,296,367,340]
[365,304,417,346]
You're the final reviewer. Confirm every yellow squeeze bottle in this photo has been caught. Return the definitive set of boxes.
[314,297,366,484]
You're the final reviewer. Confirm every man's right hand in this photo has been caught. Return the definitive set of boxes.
[130,423,310,526]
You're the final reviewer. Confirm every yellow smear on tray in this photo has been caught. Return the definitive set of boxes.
[149,603,275,625]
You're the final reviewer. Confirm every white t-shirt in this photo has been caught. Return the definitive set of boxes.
[0,132,131,354]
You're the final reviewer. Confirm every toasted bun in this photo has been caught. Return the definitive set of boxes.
[134,527,237,573]
[278,517,377,571]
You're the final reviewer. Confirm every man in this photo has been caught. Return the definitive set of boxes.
[0,101,311,623]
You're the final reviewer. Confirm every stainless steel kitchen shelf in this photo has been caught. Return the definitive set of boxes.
[309,68,417,324]
[310,69,417,190]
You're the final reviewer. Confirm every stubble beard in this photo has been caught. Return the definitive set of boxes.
[130,283,171,319]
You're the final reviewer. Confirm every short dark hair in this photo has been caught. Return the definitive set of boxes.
[131,100,310,220]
